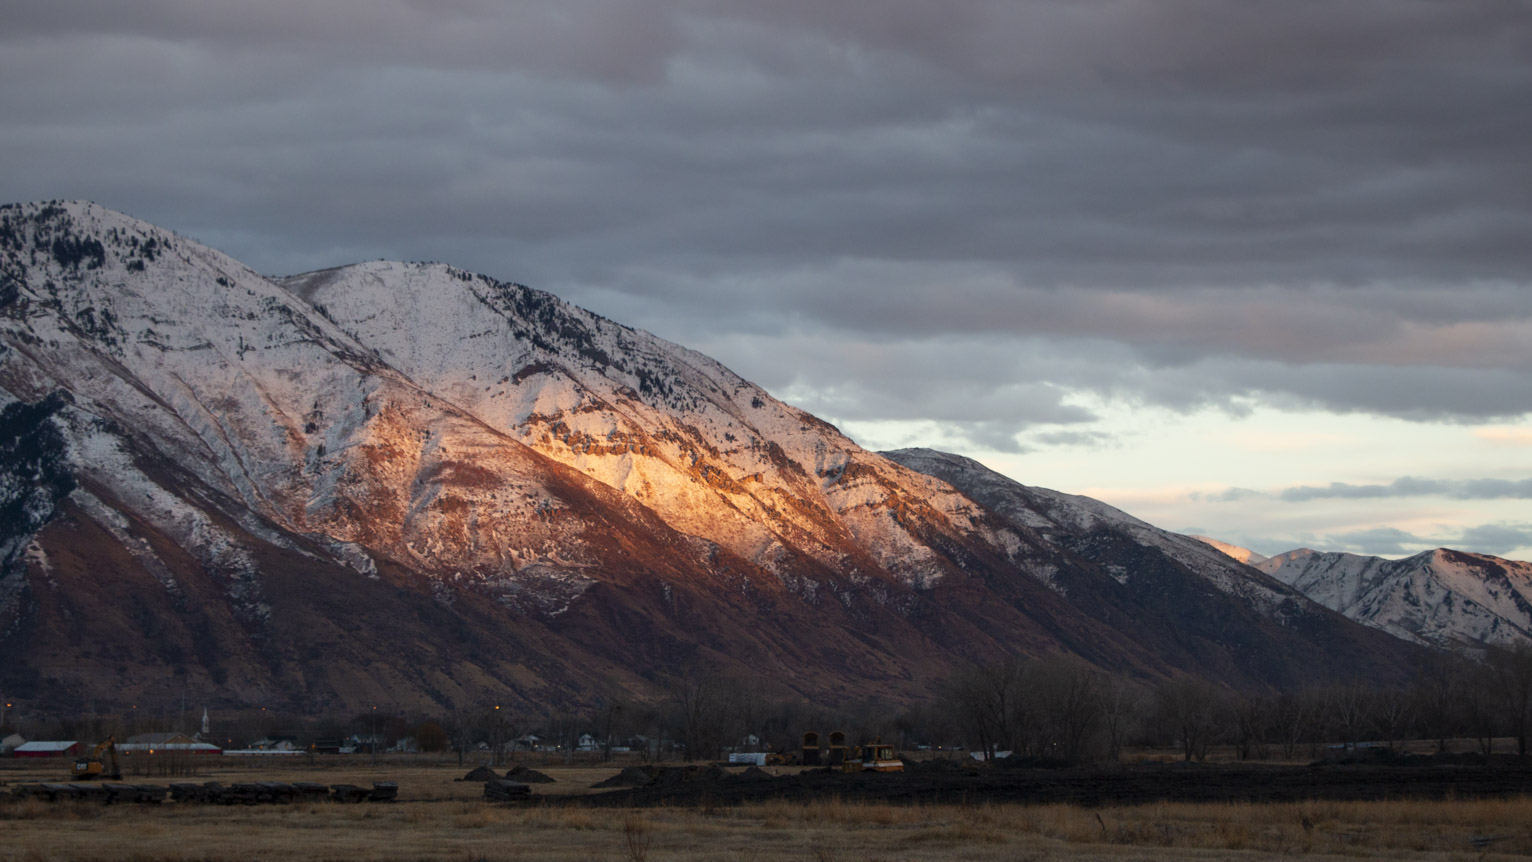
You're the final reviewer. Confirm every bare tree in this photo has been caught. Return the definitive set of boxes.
[1461,659,1500,756]
[595,696,629,762]
[1154,676,1220,762]
[1409,651,1463,753]
[1369,688,1412,754]
[1323,680,1372,752]
[1272,691,1316,761]
[1230,693,1273,761]
[1032,655,1104,762]
[945,658,1027,760]
[668,672,734,761]
[1487,642,1532,756]
[1099,676,1142,762]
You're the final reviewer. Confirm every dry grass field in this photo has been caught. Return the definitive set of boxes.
[4,759,1532,861]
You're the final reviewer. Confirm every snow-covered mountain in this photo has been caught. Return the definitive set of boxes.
[881,449,1412,677]
[1256,548,1532,646]
[0,201,1420,712]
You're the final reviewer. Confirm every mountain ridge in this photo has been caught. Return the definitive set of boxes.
[0,200,1423,713]
[1255,546,1532,647]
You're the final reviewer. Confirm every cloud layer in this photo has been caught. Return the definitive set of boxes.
[3,1,1529,556]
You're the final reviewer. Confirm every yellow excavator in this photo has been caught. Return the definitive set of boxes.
[72,737,122,780]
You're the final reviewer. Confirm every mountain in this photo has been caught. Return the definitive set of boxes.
[0,201,1420,714]
[1256,547,1532,647]
[880,449,1419,685]
[1190,536,1268,566]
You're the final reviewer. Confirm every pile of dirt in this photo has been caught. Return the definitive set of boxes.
[506,766,556,783]
[591,767,655,789]
[735,766,773,782]
[458,766,501,782]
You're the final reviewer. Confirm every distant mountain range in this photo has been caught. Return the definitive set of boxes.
[0,202,1423,713]
[1196,539,1532,647]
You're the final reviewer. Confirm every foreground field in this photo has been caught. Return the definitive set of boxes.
[4,762,1532,860]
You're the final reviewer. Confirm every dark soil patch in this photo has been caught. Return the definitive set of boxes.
[568,762,1532,808]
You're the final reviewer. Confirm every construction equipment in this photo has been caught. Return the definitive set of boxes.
[72,737,122,781]
[801,730,903,773]
[849,740,903,773]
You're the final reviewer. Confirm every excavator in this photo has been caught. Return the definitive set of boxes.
[72,737,122,781]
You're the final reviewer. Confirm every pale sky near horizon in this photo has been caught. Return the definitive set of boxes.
[2,2,1529,561]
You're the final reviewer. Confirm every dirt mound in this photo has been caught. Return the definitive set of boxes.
[459,766,501,782]
[506,766,556,783]
[735,766,773,781]
[591,767,654,788]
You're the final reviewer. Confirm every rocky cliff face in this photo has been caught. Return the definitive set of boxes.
[0,201,1420,713]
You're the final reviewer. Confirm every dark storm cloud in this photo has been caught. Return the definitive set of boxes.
[1282,477,1532,503]
[2,1,1530,432]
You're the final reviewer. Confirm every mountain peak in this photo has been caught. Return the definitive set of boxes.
[1259,545,1532,646]
[0,203,1425,713]
[1189,535,1269,566]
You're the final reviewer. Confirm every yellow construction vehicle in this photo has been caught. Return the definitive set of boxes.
[72,737,122,780]
[849,740,903,773]
[801,731,903,773]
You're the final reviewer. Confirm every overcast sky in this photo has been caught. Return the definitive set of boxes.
[3,1,1530,560]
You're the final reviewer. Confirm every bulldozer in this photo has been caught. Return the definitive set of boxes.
[72,737,122,781]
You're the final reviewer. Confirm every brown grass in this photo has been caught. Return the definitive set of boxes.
[2,762,1532,860]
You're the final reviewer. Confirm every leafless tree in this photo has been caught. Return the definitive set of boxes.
[1099,676,1142,762]
[1323,680,1372,752]
[1154,675,1220,761]
[1487,642,1532,756]
[1409,650,1463,753]
[668,672,734,761]
[1272,690,1317,761]
[1032,655,1104,762]
[1369,688,1412,754]
[1230,693,1273,761]
[945,657,1027,760]
[1460,659,1501,756]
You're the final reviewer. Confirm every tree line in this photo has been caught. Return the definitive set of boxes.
[9,644,1532,764]
[942,643,1532,763]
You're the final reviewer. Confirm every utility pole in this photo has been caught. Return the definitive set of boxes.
[492,705,502,767]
